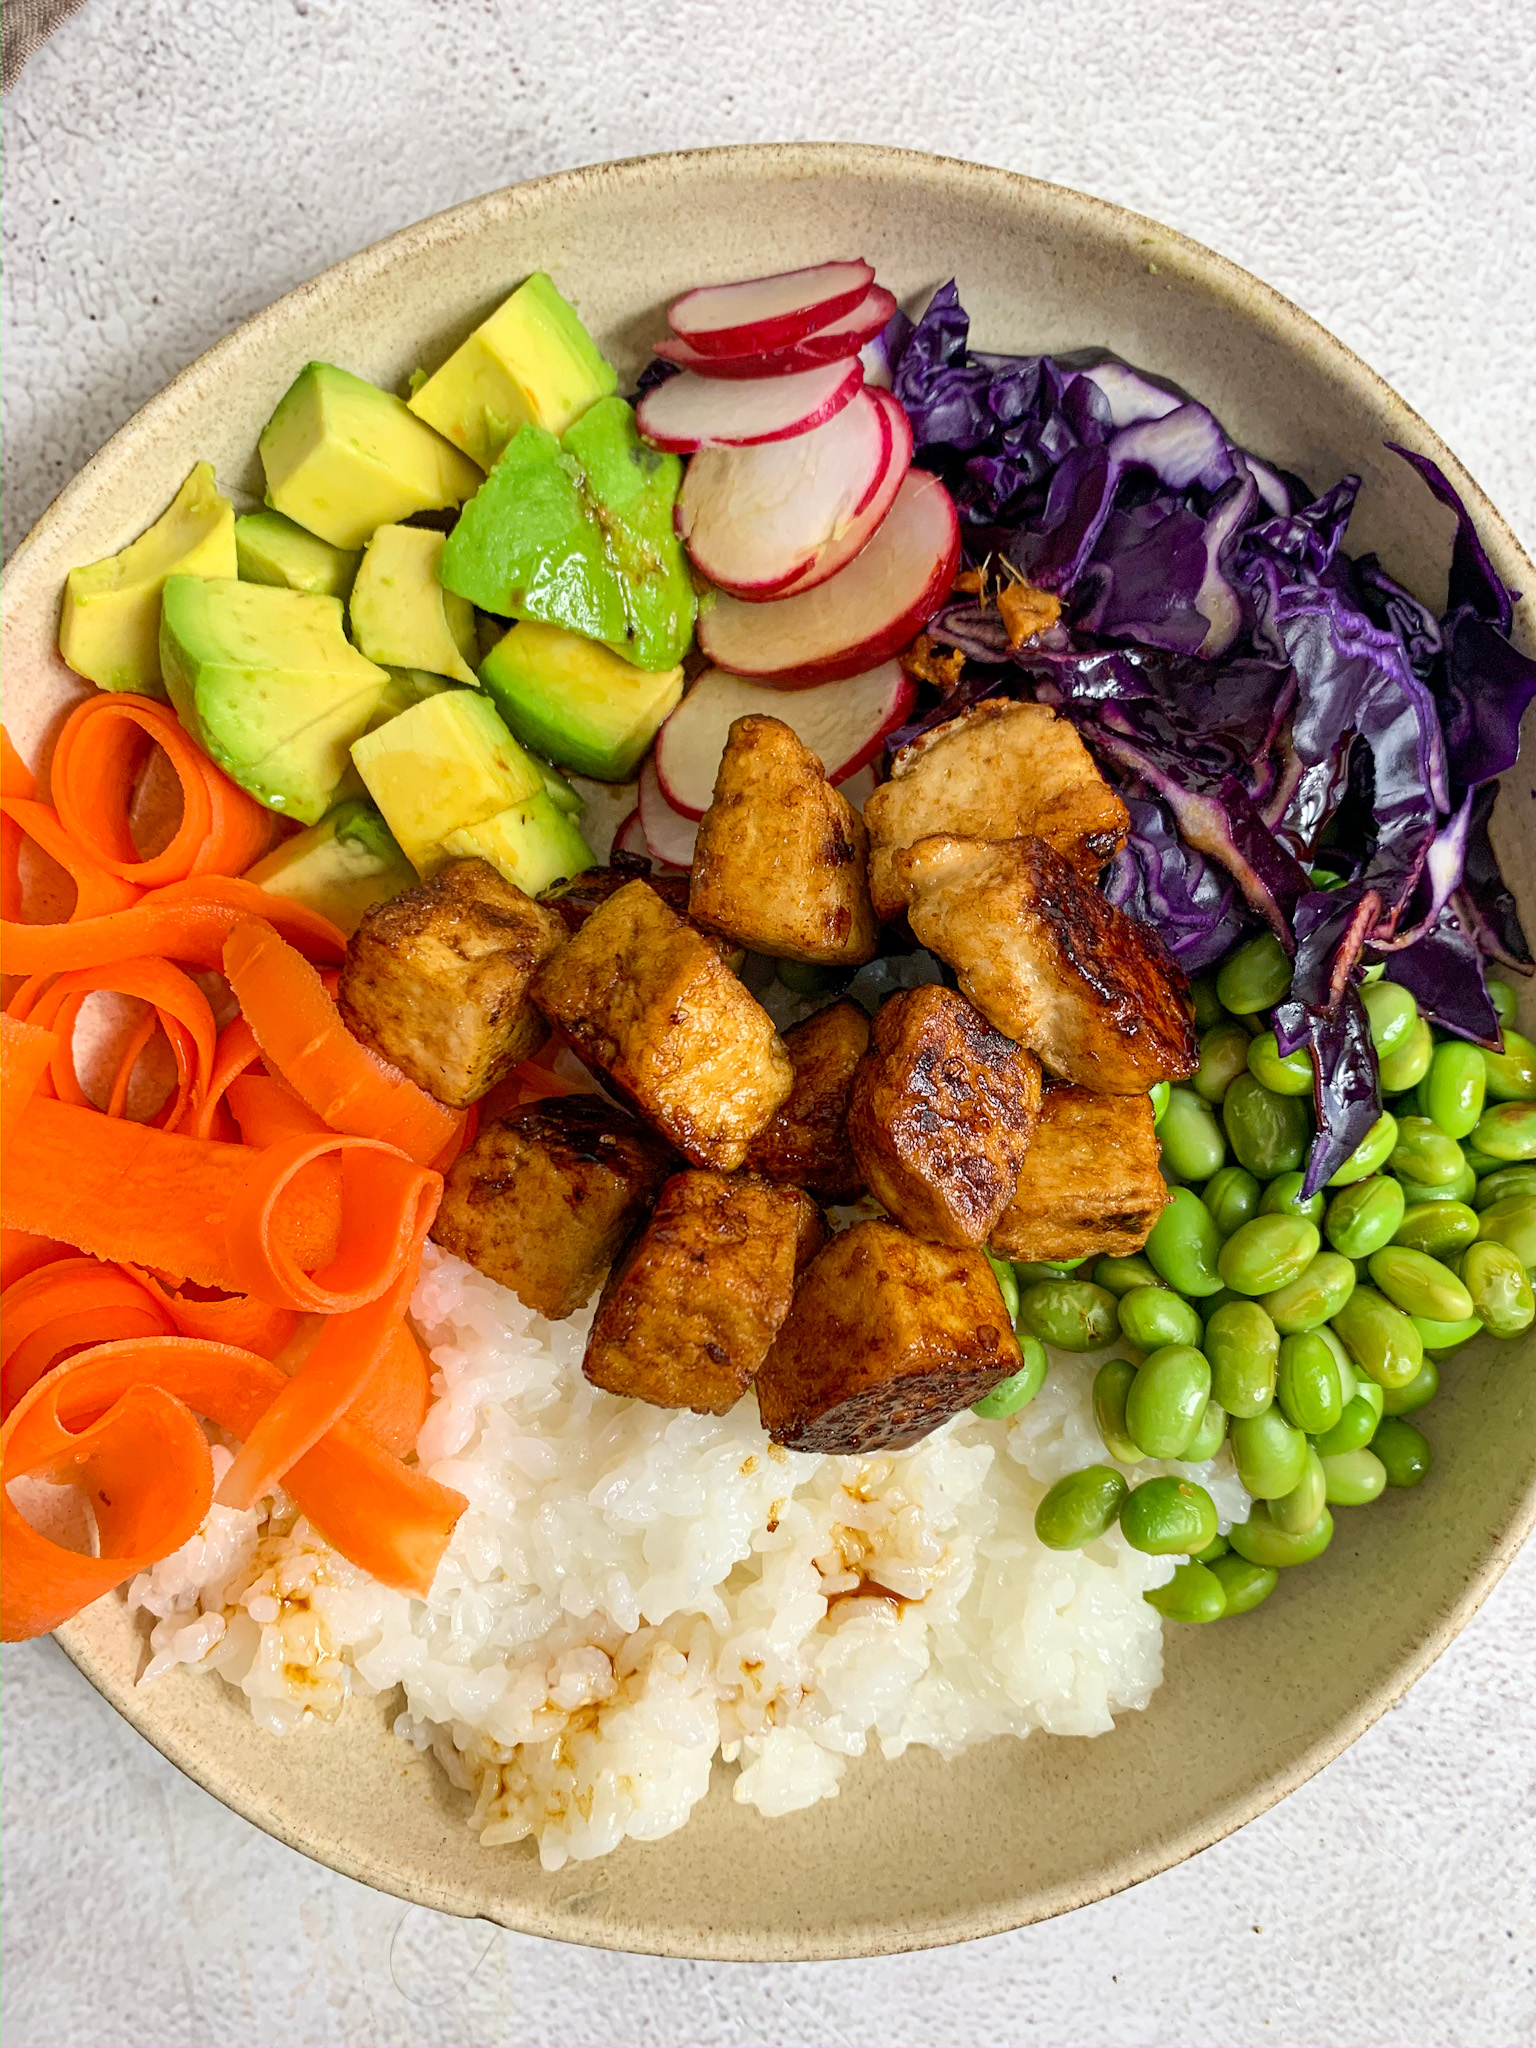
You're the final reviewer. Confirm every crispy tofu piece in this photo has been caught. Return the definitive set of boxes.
[531,878,793,1169]
[337,857,565,1108]
[755,1220,1020,1453]
[990,1085,1168,1262]
[863,700,1129,920]
[846,985,1042,1246]
[895,834,1197,1092]
[689,715,878,965]
[584,1171,825,1414]
[541,855,692,934]
[742,999,870,1201]
[431,1095,676,1318]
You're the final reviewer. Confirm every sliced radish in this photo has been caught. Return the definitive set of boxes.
[669,260,874,359]
[769,388,913,599]
[637,358,862,453]
[612,809,650,859]
[638,756,699,867]
[653,287,898,379]
[677,389,890,599]
[696,468,959,688]
[654,662,915,818]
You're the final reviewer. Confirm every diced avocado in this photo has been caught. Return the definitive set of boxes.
[534,756,584,816]
[443,790,595,897]
[159,576,389,825]
[439,395,694,672]
[244,798,416,936]
[348,524,479,686]
[407,272,618,471]
[350,687,545,877]
[259,362,482,550]
[479,618,683,781]
[370,666,452,728]
[235,508,360,599]
[59,462,236,695]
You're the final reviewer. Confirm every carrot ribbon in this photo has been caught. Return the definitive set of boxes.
[0,1258,174,1417]
[16,957,217,1131]
[1,878,344,977]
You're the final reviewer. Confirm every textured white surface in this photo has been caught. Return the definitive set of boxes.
[3,1,1535,2042]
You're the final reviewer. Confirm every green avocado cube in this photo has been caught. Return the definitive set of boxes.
[350,688,546,877]
[439,395,694,673]
[369,666,452,729]
[348,524,479,686]
[442,789,595,897]
[244,798,416,936]
[235,509,360,599]
[478,619,683,781]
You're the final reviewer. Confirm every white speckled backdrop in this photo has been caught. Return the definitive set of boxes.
[3,3,1533,2043]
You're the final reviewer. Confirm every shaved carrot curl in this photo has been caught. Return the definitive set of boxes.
[0,795,142,922]
[124,1268,300,1357]
[1,731,37,800]
[1,878,344,977]
[223,919,460,1166]
[0,1230,75,1292]
[0,733,38,924]
[267,1312,430,1461]
[1,1014,57,1132]
[224,1073,332,1148]
[20,957,217,1130]
[190,1014,262,1139]
[0,1258,173,1418]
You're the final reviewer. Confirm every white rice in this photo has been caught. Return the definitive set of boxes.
[127,1245,1249,1870]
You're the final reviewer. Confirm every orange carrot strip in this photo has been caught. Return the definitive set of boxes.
[0,1230,75,1292]
[224,1073,333,1148]
[223,919,460,1167]
[22,958,217,1125]
[270,1311,429,1459]
[1,730,37,800]
[124,1267,301,1357]
[1,879,345,977]
[190,1014,262,1139]
[0,796,143,922]
[0,1258,174,1417]
[1,1014,58,1131]
[429,1099,479,1173]
[103,1007,163,1119]
[0,734,37,926]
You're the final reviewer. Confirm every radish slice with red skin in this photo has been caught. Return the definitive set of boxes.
[638,758,699,868]
[697,469,959,688]
[638,358,862,453]
[767,389,913,601]
[669,261,874,359]
[654,287,898,379]
[654,662,914,819]
[677,390,891,599]
[612,809,650,859]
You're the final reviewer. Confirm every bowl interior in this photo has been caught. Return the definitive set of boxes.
[4,143,1533,1961]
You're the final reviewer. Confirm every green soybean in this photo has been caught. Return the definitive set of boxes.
[1229,1407,1309,1499]
[1372,1416,1432,1489]
[1189,973,1226,1030]
[1204,1300,1280,1417]
[1229,1502,1334,1568]
[1472,1165,1536,1212]
[1018,1281,1121,1352]
[1204,1165,1262,1238]
[1474,1196,1536,1267]
[1389,1117,1468,1188]
[1145,1188,1225,1297]
[1193,1532,1231,1564]
[1472,1102,1536,1161]
[1092,1358,1144,1464]
[1330,1284,1424,1389]
[1271,1446,1329,1535]
[1258,1171,1326,1224]
[1391,1200,1480,1257]
[1158,1087,1228,1182]
[1126,1345,1212,1459]
[1482,1029,1536,1103]
[1367,1246,1475,1324]
[1209,1553,1279,1614]
[1325,1176,1407,1258]
[1216,933,1292,1015]
[1424,1041,1487,1139]
[971,1337,1048,1418]
[1362,978,1419,1057]
[1182,1395,1229,1463]
[1194,1024,1254,1105]
[1380,1355,1441,1413]
[1408,1312,1478,1355]
[1378,1018,1434,1094]
[1010,1258,1089,1284]
[1327,1112,1400,1187]
[1118,1475,1219,1556]
[1400,1159,1479,1203]
[1261,1252,1357,1335]
[1034,1465,1129,1549]
[1223,1074,1311,1179]
[1461,1240,1536,1338]
[1277,1331,1344,1434]
[1314,1382,1386,1456]
[1117,1287,1203,1353]
[1092,1254,1162,1296]
[1320,1447,1387,1506]
[1149,1080,1171,1126]
[1247,1032,1314,1097]
[1218,1215,1321,1296]
[1144,1560,1227,1623]
[984,1251,1022,1328]
[1486,977,1520,1030]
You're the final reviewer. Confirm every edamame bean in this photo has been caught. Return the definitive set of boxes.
[1378,1018,1434,1094]
[1118,1475,1219,1556]
[1092,1358,1144,1463]
[1118,1286,1203,1352]
[1324,1176,1406,1258]
[1474,1196,1536,1267]
[1158,1087,1228,1182]
[1247,1032,1314,1097]
[1400,1159,1479,1203]
[1230,1407,1309,1499]
[1330,1284,1424,1388]
[1367,1246,1475,1324]
[1149,1080,1171,1125]
[1320,1447,1387,1506]
[1092,1255,1162,1296]
[1018,1281,1120,1352]
[1126,1345,1212,1458]
[1271,1446,1328,1534]
[1486,977,1520,1030]
[1011,1258,1089,1285]
[1465,1145,1509,1177]
[1277,1331,1344,1434]
[776,960,851,996]
[1209,1553,1279,1613]
[1258,1171,1327,1224]
[1327,1112,1399,1187]
[1229,1502,1334,1568]
[1034,1465,1129,1548]
[1425,1041,1487,1139]
[1216,933,1292,1015]
[1182,1395,1228,1463]
[1190,973,1226,1030]
[1261,1252,1357,1334]
[1473,1165,1536,1211]
[1381,1355,1441,1412]
[1144,1560,1226,1623]
[1314,1382,1386,1456]
[1204,1165,1262,1238]
[1223,1074,1311,1179]
[1460,1240,1536,1338]
[1389,1117,1468,1188]
[1372,1416,1432,1489]
[1145,1188,1225,1297]
[1472,1102,1536,1161]
[1408,1312,1478,1354]
[1391,1200,1480,1257]
[971,1337,1048,1418]
[1194,1023,1254,1104]
[1483,1030,1536,1103]
[1204,1300,1280,1416]
[1193,1532,1231,1564]
[1362,978,1419,1057]
[1218,1215,1321,1296]
[984,1251,1022,1328]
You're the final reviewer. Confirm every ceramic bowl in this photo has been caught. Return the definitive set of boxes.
[3,143,1532,1961]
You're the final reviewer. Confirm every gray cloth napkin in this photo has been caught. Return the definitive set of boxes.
[3,0,91,90]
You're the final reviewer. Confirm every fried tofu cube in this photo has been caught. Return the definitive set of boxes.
[531,878,793,1168]
[895,834,1197,1092]
[863,699,1130,920]
[541,856,692,934]
[990,1085,1168,1262]
[742,998,870,1201]
[584,1171,825,1414]
[846,985,1042,1246]
[688,715,878,965]
[432,1095,676,1318]
[755,1220,1020,1453]
[337,857,565,1107]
